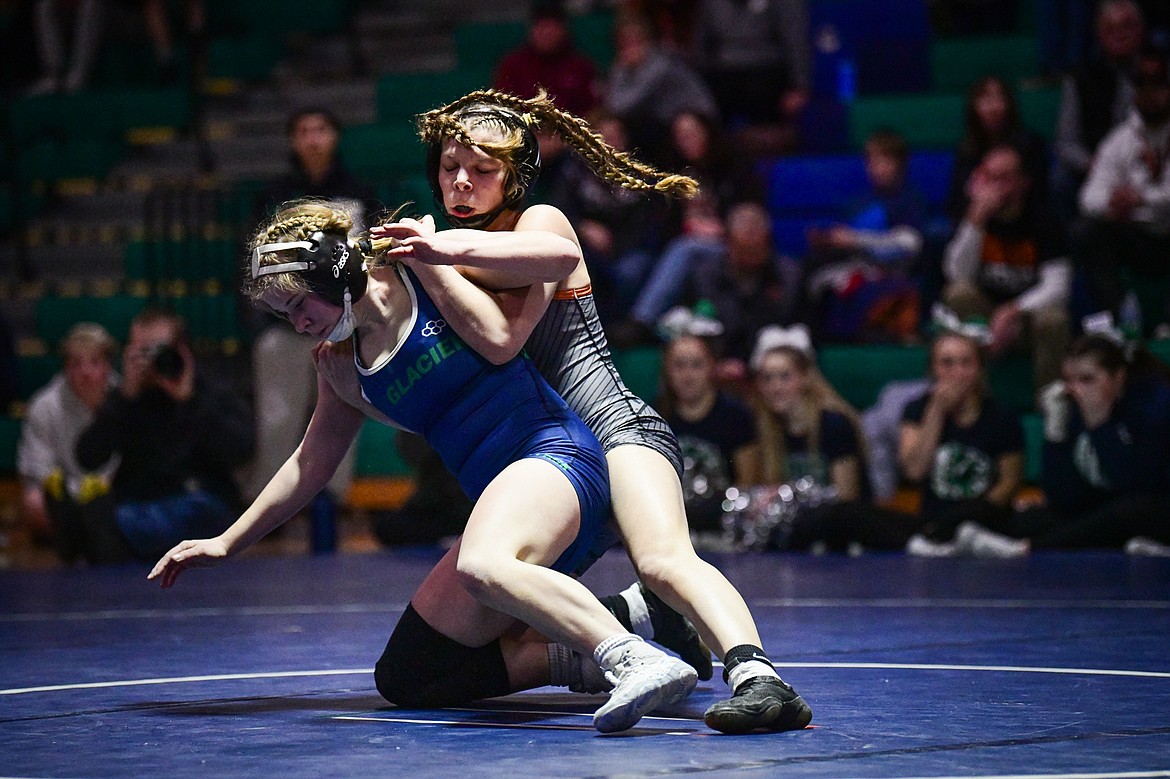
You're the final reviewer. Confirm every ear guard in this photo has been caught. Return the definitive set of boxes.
[251,230,369,306]
[427,104,541,229]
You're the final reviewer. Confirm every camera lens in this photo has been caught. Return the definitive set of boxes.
[149,344,185,380]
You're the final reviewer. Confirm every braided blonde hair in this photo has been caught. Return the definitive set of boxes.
[243,200,357,301]
[417,88,699,200]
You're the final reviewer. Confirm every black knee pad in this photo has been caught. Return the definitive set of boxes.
[374,603,512,708]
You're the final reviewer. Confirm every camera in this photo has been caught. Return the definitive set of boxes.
[146,343,185,380]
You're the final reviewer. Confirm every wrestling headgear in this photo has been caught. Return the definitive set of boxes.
[427,104,541,230]
[250,231,370,341]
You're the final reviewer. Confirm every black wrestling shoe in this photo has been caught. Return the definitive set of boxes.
[703,676,813,734]
[640,583,713,681]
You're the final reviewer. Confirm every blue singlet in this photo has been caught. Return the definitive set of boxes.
[355,265,611,574]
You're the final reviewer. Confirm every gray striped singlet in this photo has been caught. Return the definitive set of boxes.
[525,285,683,477]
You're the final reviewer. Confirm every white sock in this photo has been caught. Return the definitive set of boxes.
[593,633,643,671]
[727,660,779,693]
[619,582,653,640]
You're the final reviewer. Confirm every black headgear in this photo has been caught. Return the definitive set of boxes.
[427,104,541,229]
[250,230,369,306]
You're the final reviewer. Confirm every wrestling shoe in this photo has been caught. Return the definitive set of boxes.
[640,583,714,681]
[905,534,957,557]
[703,676,813,735]
[1124,536,1170,557]
[955,521,1028,558]
[594,640,698,733]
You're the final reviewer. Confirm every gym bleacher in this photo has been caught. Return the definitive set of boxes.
[1,0,1166,565]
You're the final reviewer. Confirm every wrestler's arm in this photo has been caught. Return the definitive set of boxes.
[378,205,582,290]
[389,208,579,363]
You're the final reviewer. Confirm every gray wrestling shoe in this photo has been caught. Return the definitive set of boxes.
[593,640,697,733]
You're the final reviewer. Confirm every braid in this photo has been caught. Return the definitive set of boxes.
[243,199,357,300]
[418,89,698,200]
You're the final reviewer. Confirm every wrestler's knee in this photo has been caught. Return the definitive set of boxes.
[374,604,447,707]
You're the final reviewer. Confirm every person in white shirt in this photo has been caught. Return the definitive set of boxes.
[16,322,119,562]
[1077,47,1170,334]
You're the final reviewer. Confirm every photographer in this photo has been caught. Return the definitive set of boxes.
[76,308,255,562]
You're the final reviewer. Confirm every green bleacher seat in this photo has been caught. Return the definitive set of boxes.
[454,20,527,70]
[819,345,929,410]
[9,88,191,144]
[339,123,423,181]
[355,420,411,477]
[208,35,282,81]
[1017,86,1061,140]
[124,238,238,284]
[1020,412,1043,484]
[376,69,494,124]
[18,355,61,401]
[1150,339,1170,366]
[384,174,443,222]
[987,355,1036,413]
[571,11,615,72]
[35,296,148,346]
[930,35,1039,92]
[848,93,966,150]
[611,346,661,403]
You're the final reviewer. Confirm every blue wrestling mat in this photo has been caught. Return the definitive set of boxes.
[2,548,1168,778]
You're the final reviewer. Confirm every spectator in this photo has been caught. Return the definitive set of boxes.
[656,327,757,533]
[941,144,1072,392]
[941,324,1170,556]
[16,323,119,562]
[900,322,1026,554]
[75,308,254,562]
[1052,0,1146,222]
[1075,46,1170,333]
[607,109,765,340]
[740,325,920,552]
[861,377,932,502]
[661,109,766,239]
[543,109,669,321]
[946,75,1050,221]
[691,0,811,154]
[27,0,105,94]
[141,0,205,85]
[247,107,376,507]
[494,1,600,118]
[804,128,927,344]
[604,11,718,163]
[627,202,803,373]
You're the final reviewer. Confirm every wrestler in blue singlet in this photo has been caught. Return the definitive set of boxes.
[355,264,610,574]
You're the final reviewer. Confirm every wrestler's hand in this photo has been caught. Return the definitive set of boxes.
[148,537,228,589]
[313,340,361,404]
[371,215,436,243]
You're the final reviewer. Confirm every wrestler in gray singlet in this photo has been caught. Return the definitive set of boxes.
[525,285,684,477]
